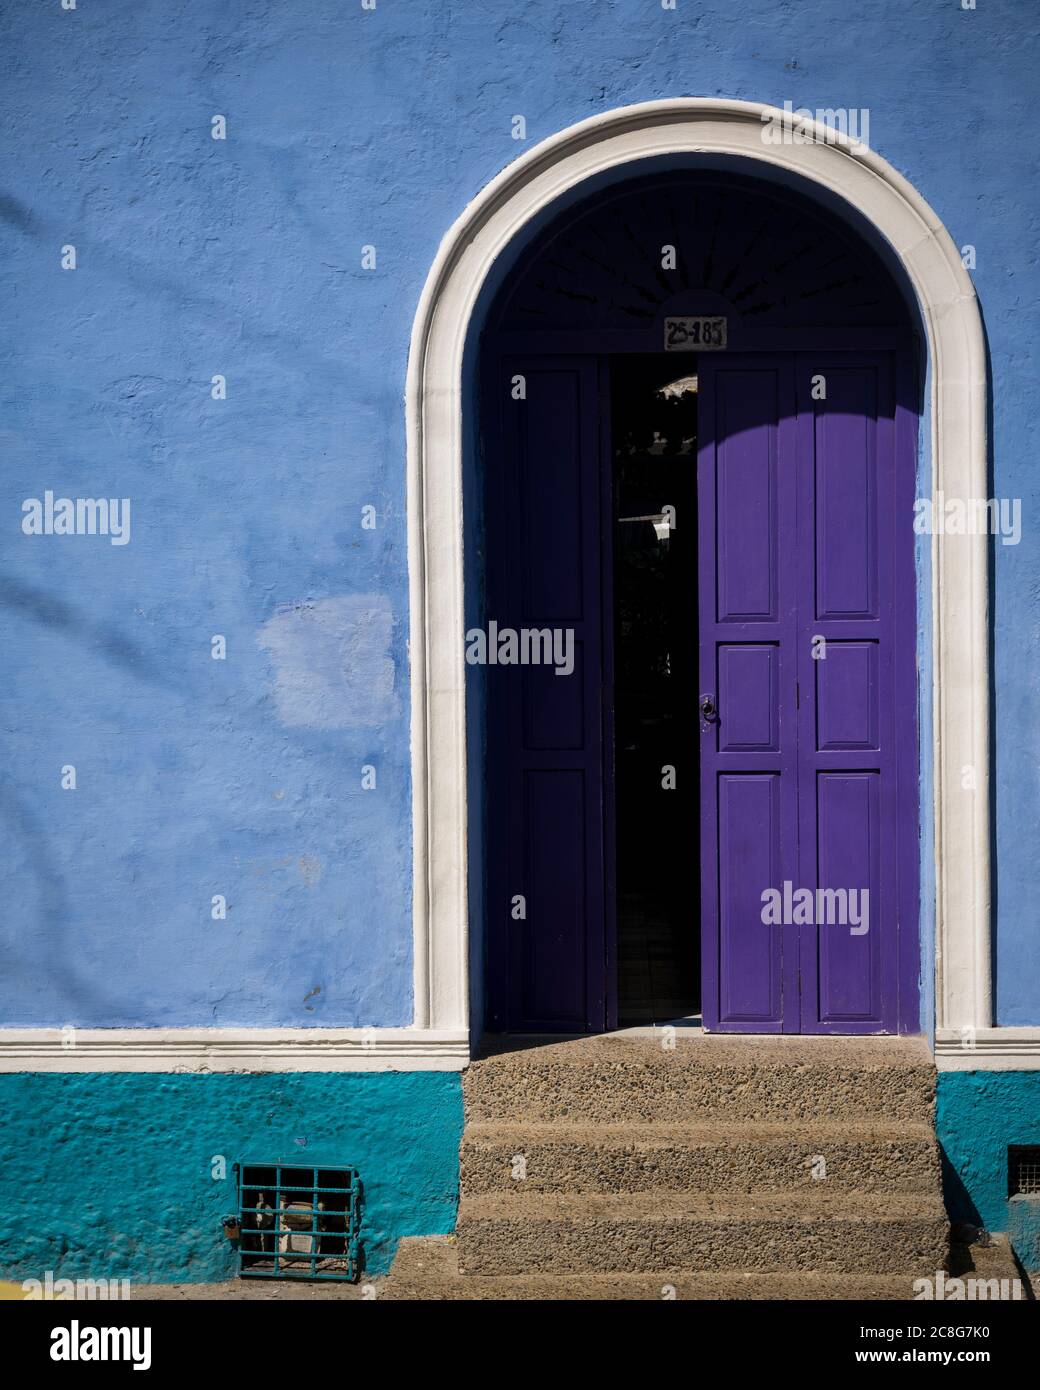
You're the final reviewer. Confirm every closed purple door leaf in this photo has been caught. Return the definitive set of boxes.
[700,353,918,1034]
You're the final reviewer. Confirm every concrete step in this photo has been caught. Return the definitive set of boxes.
[462,1119,940,1196]
[456,1189,949,1276]
[465,1034,936,1125]
[382,1237,960,1301]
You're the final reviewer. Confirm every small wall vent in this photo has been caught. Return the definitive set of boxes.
[237,1164,361,1281]
[1008,1146,1040,1198]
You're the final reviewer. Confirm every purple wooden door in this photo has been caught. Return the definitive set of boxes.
[698,358,801,1031]
[698,353,916,1034]
[484,356,610,1032]
[794,354,915,1032]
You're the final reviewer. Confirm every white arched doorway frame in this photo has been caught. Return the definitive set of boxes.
[407,98,991,1049]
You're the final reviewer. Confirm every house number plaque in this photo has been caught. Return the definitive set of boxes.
[664,316,727,350]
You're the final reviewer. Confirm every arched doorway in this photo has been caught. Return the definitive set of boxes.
[406,100,990,1051]
[478,170,920,1033]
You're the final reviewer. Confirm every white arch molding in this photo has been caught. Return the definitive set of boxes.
[407,98,992,1048]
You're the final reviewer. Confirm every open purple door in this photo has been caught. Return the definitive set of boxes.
[698,352,917,1034]
[484,356,611,1032]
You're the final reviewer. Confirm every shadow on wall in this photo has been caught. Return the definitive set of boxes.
[0,569,407,1026]
[939,1146,984,1230]
[0,577,188,1017]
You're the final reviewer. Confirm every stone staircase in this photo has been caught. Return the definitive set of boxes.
[385,1033,969,1300]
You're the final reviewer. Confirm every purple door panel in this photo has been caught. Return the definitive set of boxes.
[485,357,610,1032]
[698,360,800,1031]
[794,355,916,1033]
[699,352,918,1034]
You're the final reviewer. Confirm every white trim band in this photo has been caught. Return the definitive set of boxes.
[0,1028,470,1073]
[936,1029,1040,1071]
[5,1026,1038,1072]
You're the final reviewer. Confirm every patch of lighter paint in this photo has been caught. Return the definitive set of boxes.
[298,855,322,888]
[258,595,397,729]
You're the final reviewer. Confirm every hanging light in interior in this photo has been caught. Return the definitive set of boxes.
[657,374,698,399]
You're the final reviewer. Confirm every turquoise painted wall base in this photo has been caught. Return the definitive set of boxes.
[4,1069,1034,1282]
[0,1072,462,1283]
[937,1072,1040,1272]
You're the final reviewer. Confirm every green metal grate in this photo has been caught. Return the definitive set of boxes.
[1008,1146,1040,1198]
[236,1164,361,1282]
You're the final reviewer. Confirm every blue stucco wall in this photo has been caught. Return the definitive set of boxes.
[937,1072,1040,1273]
[0,1072,462,1282]
[1,2,1038,1026]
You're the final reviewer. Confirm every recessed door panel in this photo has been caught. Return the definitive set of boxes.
[520,768,589,1028]
[814,368,879,621]
[814,771,881,1023]
[718,644,780,752]
[717,773,784,1024]
[715,371,780,623]
[816,641,880,752]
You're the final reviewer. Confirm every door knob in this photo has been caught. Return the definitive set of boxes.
[700,694,717,722]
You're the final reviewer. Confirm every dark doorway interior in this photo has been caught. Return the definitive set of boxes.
[611,355,700,1024]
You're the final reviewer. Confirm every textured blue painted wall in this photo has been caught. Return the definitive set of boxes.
[0,2,1038,1025]
[0,1072,462,1281]
[937,1072,1040,1272]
